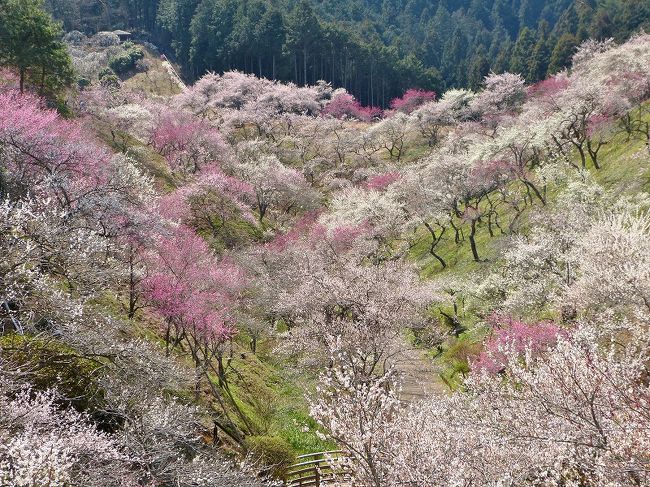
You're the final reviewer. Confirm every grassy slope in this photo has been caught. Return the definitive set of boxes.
[122,47,184,97]
[223,337,335,454]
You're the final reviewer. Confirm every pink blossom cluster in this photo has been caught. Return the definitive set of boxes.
[264,210,323,252]
[321,93,383,122]
[158,166,255,224]
[149,108,229,174]
[0,91,111,205]
[466,159,518,191]
[526,75,570,100]
[364,172,401,191]
[143,225,245,344]
[473,314,564,373]
[389,88,436,114]
[177,71,327,117]
[266,209,372,255]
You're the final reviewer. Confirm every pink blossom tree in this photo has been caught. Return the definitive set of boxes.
[550,83,613,170]
[275,249,436,375]
[321,92,382,122]
[158,167,257,249]
[149,107,230,174]
[310,365,400,487]
[322,319,650,486]
[234,141,315,223]
[470,72,527,124]
[143,225,244,390]
[0,388,133,487]
[408,88,475,146]
[176,71,329,120]
[568,211,650,314]
[367,112,410,160]
[389,88,436,114]
[105,102,154,151]
[472,314,563,373]
[0,91,112,208]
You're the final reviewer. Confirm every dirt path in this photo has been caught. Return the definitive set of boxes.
[394,341,448,402]
[286,342,446,485]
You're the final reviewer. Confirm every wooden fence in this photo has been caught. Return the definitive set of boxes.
[284,450,350,486]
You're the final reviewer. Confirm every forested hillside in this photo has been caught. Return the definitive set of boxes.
[1,0,650,486]
[44,0,650,104]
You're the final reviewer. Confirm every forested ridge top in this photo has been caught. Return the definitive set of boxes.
[44,0,650,105]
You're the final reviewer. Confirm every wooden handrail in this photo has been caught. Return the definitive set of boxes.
[295,450,343,459]
[287,458,339,470]
[285,451,349,486]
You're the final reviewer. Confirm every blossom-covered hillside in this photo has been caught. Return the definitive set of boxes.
[1,3,650,485]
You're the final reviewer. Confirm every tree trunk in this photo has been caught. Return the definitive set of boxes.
[127,249,138,319]
[424,222,446,269]
[469,219,481,262]
[450,219,462,244]
[194,366,202,400]
[216,354,226,388]
[303,46,307,86]
[523,180,546,205]
[586,138,604,169]
[19,68,25,93]
[294,52,298,83]
[39,67,46,96]
[576,143,587,168]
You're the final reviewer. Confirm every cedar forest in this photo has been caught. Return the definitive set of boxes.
[1,0,650,486]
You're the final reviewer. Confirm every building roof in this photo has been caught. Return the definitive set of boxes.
[112,30,132,36]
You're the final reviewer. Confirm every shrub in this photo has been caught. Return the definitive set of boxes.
[108,48,145,75]
[98,67,114,80]
[246,435,296,480]
[135,58,150,72]
[100,74,121,89]
[63,30,87,45]
[128,48,145,62]
[142,41,159,53]
[77,77,91,89]
[108,53,133,74]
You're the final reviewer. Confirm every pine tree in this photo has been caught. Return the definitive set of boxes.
[0,0,74,94]
[616,0,650,38]
[255,7,285,79]
[441,27,467,88]
[492,39,513,74]
[509,27,536,78]
[491,0,519,38]
[589,8,613,40]
[519,0,542,29]
[468,46,490,90]
[285,0,321,85]
[527,21,551,82]
[547,33,578,75]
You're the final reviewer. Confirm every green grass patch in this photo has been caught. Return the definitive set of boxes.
[222,345,334,455]
[0,333,108,414]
